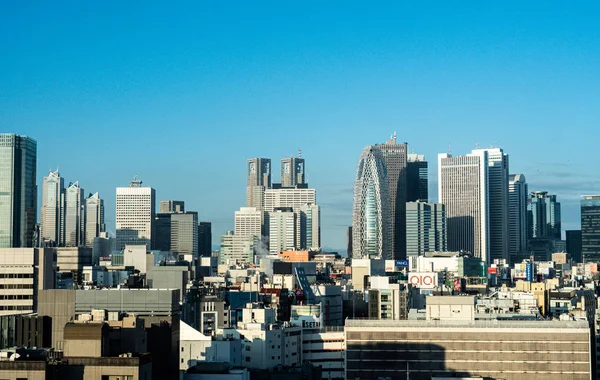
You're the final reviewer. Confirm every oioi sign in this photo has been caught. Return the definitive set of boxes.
[408,272,439,289]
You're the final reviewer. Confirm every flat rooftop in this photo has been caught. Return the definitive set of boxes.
[345,318,590,330]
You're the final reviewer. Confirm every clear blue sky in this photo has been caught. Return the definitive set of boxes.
[1,1,599,251]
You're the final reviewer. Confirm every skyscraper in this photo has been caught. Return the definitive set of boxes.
[352,145,392,259]
[235,207,264,237]
[160,200,184,213]
[280,156,305,188]
[508,174,528,262]
[581,196,600,263]
[41,169,64,246]
[84,192,105,247]
[0,134,37,248]
[527,191,561,240]
[376,134,408,259]
[406,202,447,260]
[299,203,320,250]
[64,181,84,247]
[246,158,271,209]
[116,177,156,251]
[438,151,489,264]
[406,153,428,202]
[473,148,509,262]
[269,208,296,253]
[197,222,212,257]
[566,230,582,263]
[171,211,198,258]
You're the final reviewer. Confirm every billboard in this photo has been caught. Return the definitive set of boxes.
[408,272,438,289]
[526,262,534,281]
[396,259,409,267]
[514,263,527,279]
[385,260,395,272]
[487,267,497,275]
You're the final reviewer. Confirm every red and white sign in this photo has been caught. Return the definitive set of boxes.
[408,272,438,289]
[487,267,497,275]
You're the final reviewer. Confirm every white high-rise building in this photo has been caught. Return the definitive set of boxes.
[116,177,156,251]
[299,203,320,250]
[41,170,64,246]
[438,152,489,264]
[472,148,509,262]
[64,181,84,247]
[269,209,297,253]
[85,192,105,247]
[263,188,316,213]
[508,174,528,262]
[234,207,264,237]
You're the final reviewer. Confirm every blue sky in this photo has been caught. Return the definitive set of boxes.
[1,1,599,251]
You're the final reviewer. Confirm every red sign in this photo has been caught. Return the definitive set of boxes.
[487,267,497,275]
[408,273,438,289]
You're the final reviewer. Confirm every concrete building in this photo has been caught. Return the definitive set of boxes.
[376,134,408,260]
[508,174,528,262]
[246,158,271,209]
[0,248,56,316]
[235,207,264,238]
[179,320,242,371]
[116,177,156,251]
[269,208,296,253]
[301,330,345,379]
[407,153,428,202]
[438,151,489,265]
[0,134,37,248]
[299,203,320,250]
[352,145,392,259]
[171,211,199,258]
[368,279,409,320]
[64,181,84,247]
[406,202,447,260]
[84,192,105,247]
[219,231,258,264]
[40,169,64,246]
[123,245,154,273]
[56,247,92,284]
[160,200,184,213]
[263,187,316,213]
[581,195,600,263]
[147,265,190,302]
[345,318,592,380]
[280,156,305,188]
[198,222,212,257]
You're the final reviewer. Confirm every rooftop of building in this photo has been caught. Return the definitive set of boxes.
[345,318,589,330]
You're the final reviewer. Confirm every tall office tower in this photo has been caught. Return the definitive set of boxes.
[566,230,583,263]
[219,231,259,264]
[153,213,172,251]
[508,174,528,262]
[84,192,104,247]
[64,181,84,247]
[299,203,320,250]
[246,158,271,209]
[527,191,561,240]
[471,148,509,262]
[116,177,156,251]
[171,211,198,258]
[406,153,428,202]
[376,133,408,259]
[41,169,64,246]
[235,207,264,237]
[352,145,392,259]
[281,156,306,188]
[198,222,212,257]
[581,196,600,263]
[438,151,489,264]
[160,200,184,213]
[406,202,447,260]
[346,226,353,257]
[0,134,37,248]
[269,208,297,253]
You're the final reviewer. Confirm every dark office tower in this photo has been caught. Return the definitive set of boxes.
[406,153,428,202]
[198,222,212,257]
[508,174,528,262]
[566,230,582,263]
[153,213,172,251]
[527,191,561,240]
[0,134,37,248]
[246,158,271,209]
[281,156,306,188]
[376,133,408,260]
[346,226,352,258]
[581,196,600,264]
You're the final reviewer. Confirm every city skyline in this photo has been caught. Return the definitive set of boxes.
[2,2,599,251]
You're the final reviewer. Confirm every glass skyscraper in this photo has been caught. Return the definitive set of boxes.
[0,134,37,248]
[581,196,600,263]
[407,153,428,202]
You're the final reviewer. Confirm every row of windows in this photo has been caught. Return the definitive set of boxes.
[0,284,33,289]
[0,295,33,300]
[0,305,32,311]
[0,273,33,279]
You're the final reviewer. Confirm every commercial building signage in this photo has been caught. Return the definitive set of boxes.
[526,262,534,281]
[408,272,438,289]
[396,260,409,267]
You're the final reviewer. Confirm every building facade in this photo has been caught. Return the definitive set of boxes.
[41,170,64,246]
[528,191,562,240]
[509,174,528,262]
[115,177,156,251]
[299,203,320,250]
[0,134,37,248]
[197,222,212,257]
[219,231,258,264]
[160,200,184,213]
[171,212,199,258]
[352,145,392,259]
[406,202,447,260]
[246,158,271,209]
[376,134,408,259]
[64,182,84,248]
[280,156,305,188]
[84,192,104,248]
[438,152,489,264]
[269,209,297,253]
[406,153,428,202]
[566,229,583,263]
[581,196,600,263]
[263,188,316,213]
[234,207,264,238]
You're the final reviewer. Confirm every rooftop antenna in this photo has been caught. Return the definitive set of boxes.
[393,131,397,143]
[475,142,480,149]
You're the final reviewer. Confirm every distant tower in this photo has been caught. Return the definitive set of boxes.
[246,158,271,209]
[0,134,37,248]
[438,151,489,265]
[406,202,447,260]
[41,169,64,246]
[64,181,84,247]
[508,174,528,261]
[407,153,428,202]
[352,145,392,259]
[116,177,156,251]
[376,133,408,259]
[160,200,184,213]
[85,192,105,247]
[281,156,306,187]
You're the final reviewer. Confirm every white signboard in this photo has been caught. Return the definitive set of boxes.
[408,272,439,289]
